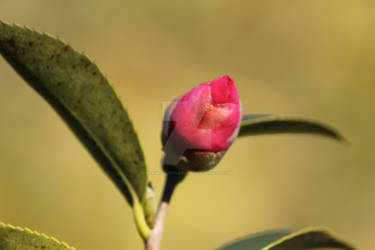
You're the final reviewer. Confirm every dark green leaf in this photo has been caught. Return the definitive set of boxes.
[0,222,75,250]
[0,21,147,206]
[218,228,354,250]
[238,114,344,141]
[218,230,291,250]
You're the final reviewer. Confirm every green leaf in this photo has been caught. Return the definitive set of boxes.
[218,230,291,250]
[0,21,151,239]
[0,222,75,250]
[0,21,146,203]
[238,114,344,141]
[218,228,354,250]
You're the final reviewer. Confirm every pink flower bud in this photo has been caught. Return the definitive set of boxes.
[162,75,241,171]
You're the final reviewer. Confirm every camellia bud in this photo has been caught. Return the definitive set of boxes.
[162,75,241,171]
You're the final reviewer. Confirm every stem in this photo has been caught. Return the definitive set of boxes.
[145,202,169,250]
[145,171,184,250]
[133,197,152,241]
[115,162,151,241]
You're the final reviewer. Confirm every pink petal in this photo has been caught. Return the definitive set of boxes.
[164,75,241,153]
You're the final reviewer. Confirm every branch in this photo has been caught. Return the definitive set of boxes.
[145,167,186,250]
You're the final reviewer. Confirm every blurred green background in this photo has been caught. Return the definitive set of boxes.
[0,1,374,249]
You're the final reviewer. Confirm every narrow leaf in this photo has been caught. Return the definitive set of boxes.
[218,228,354,250]
[0,222,75,250]
[0,21,147,206]
[238,114,344,141]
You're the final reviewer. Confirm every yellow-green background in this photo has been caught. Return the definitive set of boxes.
[0,1,373,249]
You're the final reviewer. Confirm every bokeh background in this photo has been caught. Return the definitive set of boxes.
[0,1,374,249]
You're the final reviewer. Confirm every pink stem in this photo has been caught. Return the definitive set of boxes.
[145,202,169,250]
[145,169,185,250]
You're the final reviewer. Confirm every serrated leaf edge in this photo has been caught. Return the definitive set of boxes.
[0,221,76,249]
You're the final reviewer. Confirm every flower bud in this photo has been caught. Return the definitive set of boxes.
[162,75,241,171]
